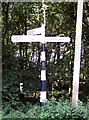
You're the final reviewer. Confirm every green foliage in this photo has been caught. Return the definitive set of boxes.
[2,2,89,95]
[2,98,89,120]
[2,63,41,104]
[2,71,20,102]
[2,3,89,120]
[2,44,18,73]
[0,111,2,120]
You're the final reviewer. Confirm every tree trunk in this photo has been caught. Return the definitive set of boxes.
[3,3,9,45]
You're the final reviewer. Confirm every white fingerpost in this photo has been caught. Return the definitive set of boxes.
[11,31,70,106]
[11,2,70,106]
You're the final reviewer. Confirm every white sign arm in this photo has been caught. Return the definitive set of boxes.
[11,35,70,43]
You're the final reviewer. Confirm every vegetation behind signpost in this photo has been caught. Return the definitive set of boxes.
[2,2,89,119]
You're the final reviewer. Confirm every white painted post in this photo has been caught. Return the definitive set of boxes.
[40,1,47,106]
[11,33,70,106]
[72,0,83,108]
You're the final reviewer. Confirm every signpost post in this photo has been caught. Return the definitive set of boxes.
[11,26,70,106]
[11,1,70,106]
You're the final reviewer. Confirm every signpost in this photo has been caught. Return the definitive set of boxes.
[11,25,70,106]
[11,1,70,106]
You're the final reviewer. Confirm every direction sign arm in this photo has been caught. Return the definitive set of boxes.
[11,35,70,43]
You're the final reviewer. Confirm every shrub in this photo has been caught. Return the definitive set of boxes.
[2,97,89,120]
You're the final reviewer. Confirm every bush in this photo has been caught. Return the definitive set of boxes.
[2,97,89,120]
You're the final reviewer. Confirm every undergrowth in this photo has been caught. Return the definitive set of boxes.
[2,97,89,120]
